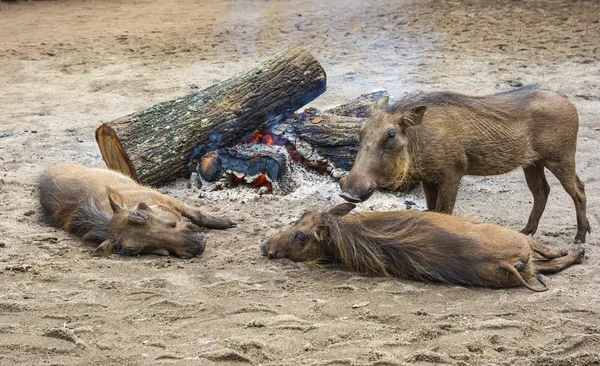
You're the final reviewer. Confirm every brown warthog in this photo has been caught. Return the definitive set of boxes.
[339,85,591,243]
[261,203,584,291]
[39,163,236,258]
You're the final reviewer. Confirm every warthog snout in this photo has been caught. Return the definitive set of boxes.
[260,241,269,257]
[261,240,280,259]
[339,175,375,203]
[186,232,206,257]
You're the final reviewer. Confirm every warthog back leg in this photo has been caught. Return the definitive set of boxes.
[534,247,585,274]
[521,163,550,236]
[545,160,591,243]
[528,239,567,259]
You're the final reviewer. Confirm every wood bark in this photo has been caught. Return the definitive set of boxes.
[96,48,326,186]
[323,90,390,117]
[198,144,290,183]
[270,113,365,173]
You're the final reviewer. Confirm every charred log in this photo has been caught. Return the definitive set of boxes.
[267,91,391,175]
[324,90,390,117]
[198,144,295,194]
[95,49,326,186]
[270,113,364,176]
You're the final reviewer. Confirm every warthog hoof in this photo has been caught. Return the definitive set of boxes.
[571,247,585,264]
[520,226,536,236]
[575,224,592,244]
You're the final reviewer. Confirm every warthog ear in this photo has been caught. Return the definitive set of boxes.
[373,96,390,111]
[106,187,124,213]
[92,239,116,257]
[400,106,427,128]
[328,203,356,217]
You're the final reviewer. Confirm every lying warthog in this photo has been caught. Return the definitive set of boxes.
[261,203,584,291]
[39,163,236,258]
[339,85,591,243]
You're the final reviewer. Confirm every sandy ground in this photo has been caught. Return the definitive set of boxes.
[1,0,600,364]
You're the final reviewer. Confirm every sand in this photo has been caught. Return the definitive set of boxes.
[0,0,599,364]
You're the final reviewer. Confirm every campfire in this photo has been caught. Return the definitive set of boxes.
[95,50,388,195]
[194,96,384,195]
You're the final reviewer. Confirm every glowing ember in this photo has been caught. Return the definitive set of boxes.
[245,132,286,146]
[246,131,305,167]
[249,174,273,192]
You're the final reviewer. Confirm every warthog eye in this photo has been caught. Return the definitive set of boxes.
[384,129,398,151]
[294,232,307,243]
[128,210,149,224]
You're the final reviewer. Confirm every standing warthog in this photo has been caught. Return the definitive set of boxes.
[261,203,584,291]
[339,85,591,243]
[39,163,236,258]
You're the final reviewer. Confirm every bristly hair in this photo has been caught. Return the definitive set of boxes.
[318,212,487,287]
[41,192,112,245]
[390,84,542,121]
[39,175,113,245]
[70,197,112,244]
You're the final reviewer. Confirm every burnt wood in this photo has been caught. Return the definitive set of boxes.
[198,144,290,183]
[271,113,364,173]
[324,90,390,117]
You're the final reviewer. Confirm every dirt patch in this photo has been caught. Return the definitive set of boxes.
[1,0,599,364]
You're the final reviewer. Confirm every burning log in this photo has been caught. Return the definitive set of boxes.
[270,113,364,177]
[198,144,295,194]
[95,49,326,186]
[324,90,390,117]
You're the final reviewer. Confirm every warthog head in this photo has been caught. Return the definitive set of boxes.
[260,203,356,262]
[339,96,426,202]
[93,188,206,258]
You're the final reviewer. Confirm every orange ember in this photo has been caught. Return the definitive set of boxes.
[246,132,280,146]
[245,130,327,177]
[249,174,273,193]
[229,172,273,194]
[262,134,274,145]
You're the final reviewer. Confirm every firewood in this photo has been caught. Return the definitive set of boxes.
[265,90,389,176]
[270,113,364,175]
[95,49,326,186]
[323,90,390,117]
[198,144,295,195]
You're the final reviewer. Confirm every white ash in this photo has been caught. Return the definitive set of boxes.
[195,165,427,213]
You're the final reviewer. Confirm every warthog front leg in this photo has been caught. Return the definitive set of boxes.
[184,210,237,229]
[533,247,585,274]
[163,197,236,229]
[435,175,462,213]
[421,182,439,211]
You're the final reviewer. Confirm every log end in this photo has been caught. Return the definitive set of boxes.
[95,124,139,182]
